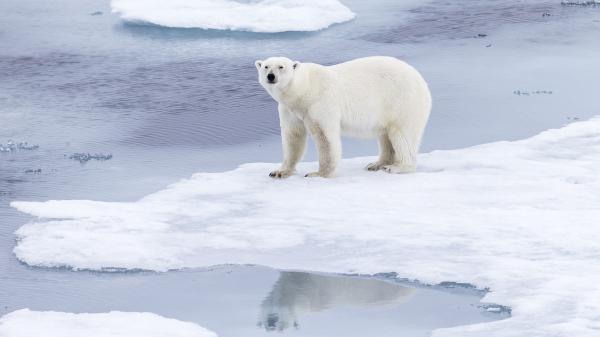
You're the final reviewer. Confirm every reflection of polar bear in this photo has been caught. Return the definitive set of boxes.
[255,56,432,178]
[258,272,415,331]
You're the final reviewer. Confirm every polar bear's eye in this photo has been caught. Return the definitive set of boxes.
[264,65,269,69]
[279,66,284,70]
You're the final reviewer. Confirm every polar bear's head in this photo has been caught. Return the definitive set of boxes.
[255,57,299,91]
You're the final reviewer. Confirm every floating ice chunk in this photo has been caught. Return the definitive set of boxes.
[0,140,39,152]
[11,117,600,337]
[110,0,356,33]
[68,153,113,163]
[0,309,217,337]
[561,1,600,6]
[513,90,553,96]
[479,304,511,314]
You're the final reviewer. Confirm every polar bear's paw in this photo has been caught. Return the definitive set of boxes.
[365,161,389,171]
[382,164,416,174]
[305,171,335,178]
[269,170,294,179]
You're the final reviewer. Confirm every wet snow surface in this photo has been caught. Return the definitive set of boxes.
[1,0,600,336]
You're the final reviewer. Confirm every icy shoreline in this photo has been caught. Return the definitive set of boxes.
[11,117,600,337]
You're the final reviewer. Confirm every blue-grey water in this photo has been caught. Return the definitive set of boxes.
[1,0,599,335]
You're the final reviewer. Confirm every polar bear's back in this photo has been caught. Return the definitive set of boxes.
[330,56,412,72]
[328,56,428,97]
[323,56,431,137]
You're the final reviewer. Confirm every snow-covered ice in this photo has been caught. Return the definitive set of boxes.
[11,117,600,337]
[0,309,217,337]
[110,0,356,33]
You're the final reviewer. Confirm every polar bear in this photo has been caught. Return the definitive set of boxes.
[255,56,431,178]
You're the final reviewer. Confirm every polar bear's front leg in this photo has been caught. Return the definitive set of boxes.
[270,105,307,179]
[305,121,341,178]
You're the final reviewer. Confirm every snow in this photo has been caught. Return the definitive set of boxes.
[11,117,600,337]
[0,309,217,337]
[110,0,356,33]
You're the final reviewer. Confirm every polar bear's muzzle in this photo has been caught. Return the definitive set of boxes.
[267,73,276,84]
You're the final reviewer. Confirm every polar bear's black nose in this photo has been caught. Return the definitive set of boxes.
[267,73,276,83]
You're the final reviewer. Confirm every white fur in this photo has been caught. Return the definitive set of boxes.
[255,56,432,178]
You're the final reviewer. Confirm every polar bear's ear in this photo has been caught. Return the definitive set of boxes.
[293,62,299,70]
[255,60,263,70]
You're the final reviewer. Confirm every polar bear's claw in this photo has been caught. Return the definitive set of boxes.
[365,162,387,171]
[305,172,322,178]
[269,170,292,179]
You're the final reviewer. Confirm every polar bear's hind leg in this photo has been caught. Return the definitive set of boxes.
[382,127,418,174]
[365,134,394,171]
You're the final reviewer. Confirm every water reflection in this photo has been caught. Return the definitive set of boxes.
[259,272,414,331]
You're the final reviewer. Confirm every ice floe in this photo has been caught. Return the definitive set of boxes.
[11,117,600,337]
[68,153,113,163]
[110,0,355,33]
[0,140,39,152]
[561,1,600,6]
[0,309,216,337]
